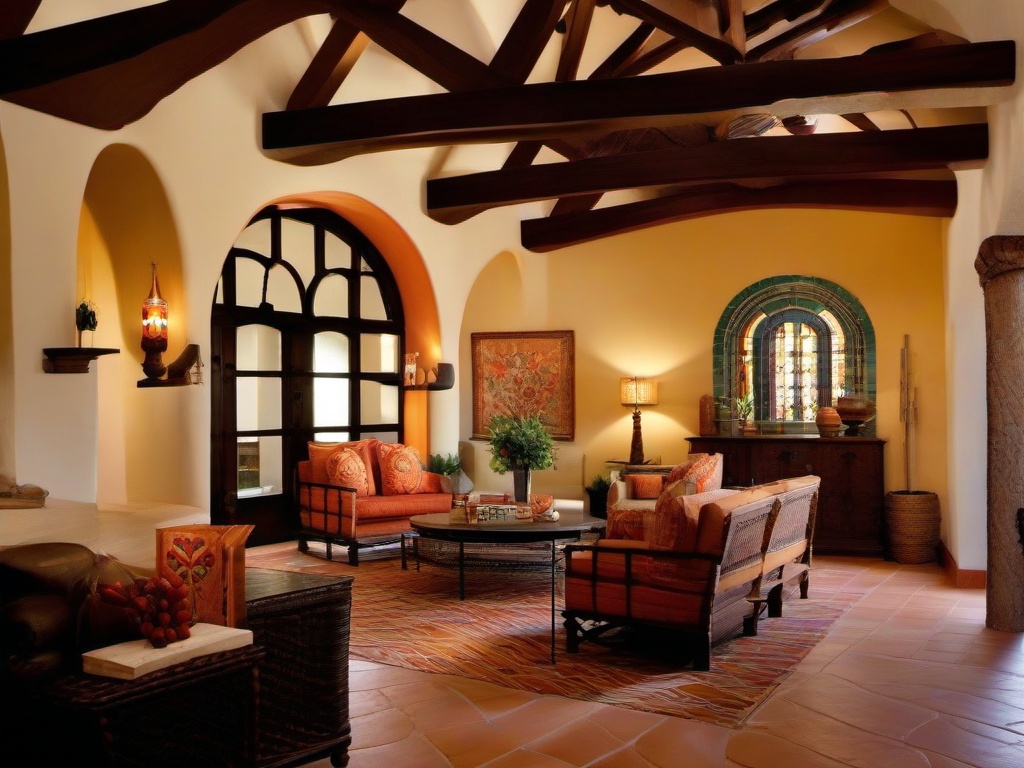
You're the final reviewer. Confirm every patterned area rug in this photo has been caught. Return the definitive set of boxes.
[246,543,860,726]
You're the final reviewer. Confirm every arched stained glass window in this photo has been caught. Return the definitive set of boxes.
[714,276,874,434]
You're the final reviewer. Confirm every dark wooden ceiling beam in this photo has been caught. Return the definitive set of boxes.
[262,41,1014,163]
[0,0,260,93]
[745,0,831,39]
[0,0,41,41]
[718,0,747,56]
[521,179,959,251]
[329,0,501,91]
[426,124,987,222]
[489,0,567,83]
[286,20,370,111]
[557,0,597,80]
[1,0,328,129]
[748,0,888,61]
[589,21,657,78]
[608,0,741,64]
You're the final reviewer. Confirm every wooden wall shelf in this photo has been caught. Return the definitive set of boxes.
[42,347,119,373]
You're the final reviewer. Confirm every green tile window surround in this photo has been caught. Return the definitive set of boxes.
[713,275,876,436]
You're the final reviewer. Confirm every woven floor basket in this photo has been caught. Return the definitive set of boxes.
[885,491,941,564]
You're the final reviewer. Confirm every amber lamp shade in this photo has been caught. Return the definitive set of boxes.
[620,377,658,465]
[141,264,168,379]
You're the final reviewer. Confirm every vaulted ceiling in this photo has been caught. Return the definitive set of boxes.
[0,0,1015,251]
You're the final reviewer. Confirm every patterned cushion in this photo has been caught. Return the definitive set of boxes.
[626,474,665,500]
[325,448,369,496]
[376,442,424,495]
[672,453,722,494]
[666,454,704,485]
[648,488,738,551]
[308,439,379,495]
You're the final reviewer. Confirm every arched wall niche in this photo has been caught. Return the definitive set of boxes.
[265,192,443,455]
[79,143,193,505]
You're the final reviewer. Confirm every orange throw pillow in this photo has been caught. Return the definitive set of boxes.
[626,474,665,500]
[326,448,369,496]
[376,443,424,495]
[308,440,379,495]
[685,453,720,493]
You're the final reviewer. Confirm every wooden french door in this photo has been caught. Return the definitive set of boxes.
[210,206,405,545]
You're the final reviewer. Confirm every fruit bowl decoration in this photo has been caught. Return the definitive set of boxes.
[98,573,194,648]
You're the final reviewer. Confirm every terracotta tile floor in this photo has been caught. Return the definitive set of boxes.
[4,501,1020,767]
[301,557,1019,768]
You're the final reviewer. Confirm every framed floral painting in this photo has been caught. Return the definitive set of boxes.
[471,330,575,441]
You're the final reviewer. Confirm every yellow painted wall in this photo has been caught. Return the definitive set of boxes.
[464,208,948,502]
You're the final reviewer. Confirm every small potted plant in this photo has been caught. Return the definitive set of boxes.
[487,414,556,502]
[585,473,611,519]
[428,452,469,494]
[735,393,756,435]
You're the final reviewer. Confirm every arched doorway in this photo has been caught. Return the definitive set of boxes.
[210,205,407,544]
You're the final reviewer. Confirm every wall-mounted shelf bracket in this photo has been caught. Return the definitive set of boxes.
[42,347,120,373]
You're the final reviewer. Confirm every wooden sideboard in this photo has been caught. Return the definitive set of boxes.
[687,435,886,556]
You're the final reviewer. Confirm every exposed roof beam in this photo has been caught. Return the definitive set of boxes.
[0,0,328,129]
[748,0,888,61]
[608,0,741,64]
[426,124,987,222]
[262,41,1014,164]
[557,0,597,81]
[489,0,567,83]
[329,0,499,90]
[286,19,372,111]
[0,1,41,41]
[520,179,958,251]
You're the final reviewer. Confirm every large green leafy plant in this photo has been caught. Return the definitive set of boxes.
[487,415,556,474]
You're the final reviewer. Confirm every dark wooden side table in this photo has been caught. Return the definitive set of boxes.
[244,568,354,768]
[39,646,264,768]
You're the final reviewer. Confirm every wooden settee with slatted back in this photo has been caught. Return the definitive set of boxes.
[562,475,820,670]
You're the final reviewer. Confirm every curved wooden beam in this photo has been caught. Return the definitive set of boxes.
[427,124,986,222]
[520,179,958,251]
[0,0,329,129]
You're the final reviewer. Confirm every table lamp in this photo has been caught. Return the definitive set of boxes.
[621,376,658,465]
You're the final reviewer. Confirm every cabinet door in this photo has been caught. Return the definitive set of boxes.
[687,439,752,487]
[754,441,816,482]
[812,443,885,555]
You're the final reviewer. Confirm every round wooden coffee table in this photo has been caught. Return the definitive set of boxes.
[403,512,606,663]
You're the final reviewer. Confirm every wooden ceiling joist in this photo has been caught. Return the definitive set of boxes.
[520,179,959,252]
[606,0,742,64]
[0,0,328,129]
[261,41,1014,164]
[747,0,888,62]
[426,123,987,223]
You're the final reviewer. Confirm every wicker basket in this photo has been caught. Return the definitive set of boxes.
[885,491,941,564]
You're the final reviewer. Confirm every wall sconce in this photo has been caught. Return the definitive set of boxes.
[141,263,168,380]
[137,263,203,388]
[621,376,658,465]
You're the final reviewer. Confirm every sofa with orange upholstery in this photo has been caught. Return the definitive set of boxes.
[562,474,820,670]
[605,453,724,539]
[296,439,453,564]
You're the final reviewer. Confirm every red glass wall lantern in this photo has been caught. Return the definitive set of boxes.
[141,263,168,379]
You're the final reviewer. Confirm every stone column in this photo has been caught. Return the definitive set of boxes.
[976,235,1024,632]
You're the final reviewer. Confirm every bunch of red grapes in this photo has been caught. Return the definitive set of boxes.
[98,573,194,648]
